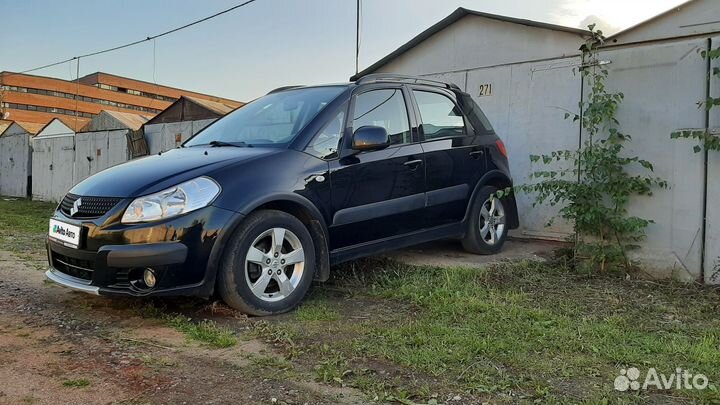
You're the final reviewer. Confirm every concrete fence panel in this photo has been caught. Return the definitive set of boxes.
[601,38,708,280]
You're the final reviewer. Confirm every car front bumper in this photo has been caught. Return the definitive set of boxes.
[46,205,242,297]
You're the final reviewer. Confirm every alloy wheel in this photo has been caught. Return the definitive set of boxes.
[244,227,305,302]
[479,196,506,246]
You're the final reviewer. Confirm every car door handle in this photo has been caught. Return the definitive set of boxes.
[469,150,484,159]
[404,159,423,168]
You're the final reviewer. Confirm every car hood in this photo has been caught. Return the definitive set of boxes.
[70,146,281,198]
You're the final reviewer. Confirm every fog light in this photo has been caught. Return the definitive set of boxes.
[143,269,157,288]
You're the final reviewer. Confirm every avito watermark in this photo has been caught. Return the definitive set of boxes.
[614,367,709,391]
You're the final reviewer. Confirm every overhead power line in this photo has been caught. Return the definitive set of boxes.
[7,0,259,77]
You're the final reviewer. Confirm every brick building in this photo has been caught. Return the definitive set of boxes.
[0,71,242,131]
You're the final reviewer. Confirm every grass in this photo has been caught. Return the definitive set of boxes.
[0,198,55,253]
[256,258,720,404]
[165,315,237,348]
[134,302,238,348]
[4,196,720,403]
[62,379,90,388]
[295,300,341,321]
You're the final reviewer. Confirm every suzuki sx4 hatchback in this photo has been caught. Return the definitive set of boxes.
[46,75,519,315]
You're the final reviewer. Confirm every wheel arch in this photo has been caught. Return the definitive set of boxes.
[241,194,331,282]
[465,170,520,229]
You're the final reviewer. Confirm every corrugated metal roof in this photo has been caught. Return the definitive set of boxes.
[103,110,150,130]
[352,7,590,80]
[145,96,242,125]
[0,120,12,135]
[15,121,45,135]
[79,110,150,132]
[183,96,238,115]
[0,121,45,137]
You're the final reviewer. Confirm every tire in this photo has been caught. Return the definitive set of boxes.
[217,209,315,316]
[462,185,509,255]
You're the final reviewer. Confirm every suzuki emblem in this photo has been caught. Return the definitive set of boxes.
[70,198,82,217]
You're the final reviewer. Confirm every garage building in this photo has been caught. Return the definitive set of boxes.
[356,0,720,282]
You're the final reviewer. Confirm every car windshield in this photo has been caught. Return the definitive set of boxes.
[185,86,345,148]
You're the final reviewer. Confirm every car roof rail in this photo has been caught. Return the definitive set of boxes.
[266,85,305,95]
[353,74,461,91]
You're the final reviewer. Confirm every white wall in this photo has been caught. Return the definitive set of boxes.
[37,119,74,138]
[0,125,31,197]
[383,55,580,241]
[599,39,708,281]
[32,134,75,202]
[610,0,720,46]
[705,35,720,283]
[372,20,716,280]
[378,14,585,76]
[417,58,581,240]
[144,119,215,154]
[74,129,130,184]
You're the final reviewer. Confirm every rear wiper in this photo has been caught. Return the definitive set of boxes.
[208,140,252,147]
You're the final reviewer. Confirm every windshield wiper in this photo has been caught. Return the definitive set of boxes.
[208,140,252,148]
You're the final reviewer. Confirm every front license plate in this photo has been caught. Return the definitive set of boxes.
[49,219,81,248]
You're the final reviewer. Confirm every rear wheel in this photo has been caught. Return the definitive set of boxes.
[218,210,315,316]
[462,186,508,255]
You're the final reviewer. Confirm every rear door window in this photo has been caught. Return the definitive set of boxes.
[413,90,466,140]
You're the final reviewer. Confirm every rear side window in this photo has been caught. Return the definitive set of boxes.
[413,90,466,140]
[457,93,495,135]
[352,89,411,146]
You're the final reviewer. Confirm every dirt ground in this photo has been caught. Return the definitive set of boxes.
[0,239,557,405]
[0,249,369,405]
[383,238,561,268]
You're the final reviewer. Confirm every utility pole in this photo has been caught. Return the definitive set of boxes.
[355,0,360,75]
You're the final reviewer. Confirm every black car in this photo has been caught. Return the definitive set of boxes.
[46,74,519,315]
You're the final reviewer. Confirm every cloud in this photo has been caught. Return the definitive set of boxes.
[578,15,621,35]
[553,0,686,31]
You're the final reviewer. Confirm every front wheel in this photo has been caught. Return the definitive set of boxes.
[218,210,315,316]
[462,186,508,255]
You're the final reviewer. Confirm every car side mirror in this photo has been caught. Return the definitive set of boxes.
[352,126,389,151]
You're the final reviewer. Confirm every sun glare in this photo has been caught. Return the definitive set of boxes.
[559,0,688,31]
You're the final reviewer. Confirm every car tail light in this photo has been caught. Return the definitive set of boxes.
[495,139,508,158]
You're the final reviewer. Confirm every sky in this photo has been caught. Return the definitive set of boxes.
[2,0,687,102]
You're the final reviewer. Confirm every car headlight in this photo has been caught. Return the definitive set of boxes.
[121,177,221,224]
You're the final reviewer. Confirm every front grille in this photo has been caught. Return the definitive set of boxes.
[52,252,95,281]
[60,193,122,219]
